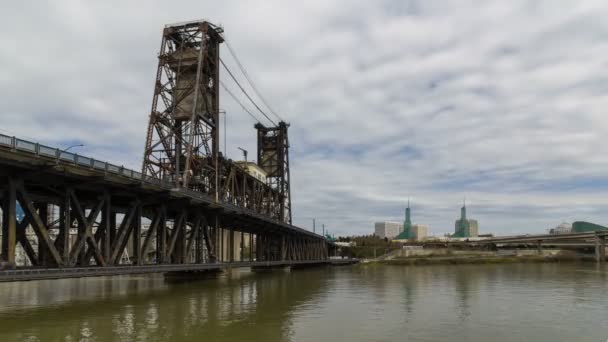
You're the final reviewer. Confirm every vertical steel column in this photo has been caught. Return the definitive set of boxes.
[177,219,186,264]
[37,203,49,266]
[196,216,205,263]
[156,206,167,264]
[1,178,17,265]
[58,190,71,265]
[75,195,87,266]
[249,233,254,261]
[102,193,111,263]
[132,203,142,265]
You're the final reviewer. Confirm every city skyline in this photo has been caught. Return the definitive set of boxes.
[2,1,608,236]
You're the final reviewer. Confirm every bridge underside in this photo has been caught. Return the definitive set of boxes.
[0,260,337,282]
[0,148,332,279]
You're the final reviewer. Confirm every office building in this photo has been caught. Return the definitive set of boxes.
[374,221,403,240]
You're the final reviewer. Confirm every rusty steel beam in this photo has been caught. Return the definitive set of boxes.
[1,178,17,265]
[16,182,62,266]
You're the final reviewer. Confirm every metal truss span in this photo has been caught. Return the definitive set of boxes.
[0,135,334,275]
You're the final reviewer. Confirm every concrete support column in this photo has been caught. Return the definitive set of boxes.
[596,235,606,263]
[249,233,253,261]
[239,231,244,262]
[536,240,542,255]
[281,236,286,261]
[256,234,263,261]
[229,227,234,262]
[602,236,606,263]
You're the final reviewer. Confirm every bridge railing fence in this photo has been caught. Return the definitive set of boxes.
[0,133,174,188]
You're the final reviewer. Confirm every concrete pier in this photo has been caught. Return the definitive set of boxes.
[595,234,606,263]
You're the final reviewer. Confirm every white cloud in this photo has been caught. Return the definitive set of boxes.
[2,0,608,236]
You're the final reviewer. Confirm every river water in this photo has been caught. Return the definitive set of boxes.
[0,263,606,341]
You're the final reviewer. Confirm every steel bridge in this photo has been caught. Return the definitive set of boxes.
[0,20,341,281]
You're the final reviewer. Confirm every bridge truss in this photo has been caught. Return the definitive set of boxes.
[0,20,332,277]
[0,137,330,272]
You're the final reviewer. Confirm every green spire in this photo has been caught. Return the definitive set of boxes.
[461,198,467,220]
[454,198,470,238]
[403,199,412,239]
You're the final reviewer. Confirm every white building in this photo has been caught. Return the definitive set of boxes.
[334,241,355,247]
[549,222,572,235]
[411,224,428,241]
[235,161,268,182]
[374,222,403,240]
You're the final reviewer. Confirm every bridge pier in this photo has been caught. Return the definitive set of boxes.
[595,234,606,263]
[164,268,222,281]
[536,240,542,255]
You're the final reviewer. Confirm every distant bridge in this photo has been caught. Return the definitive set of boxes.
[469,231,607,262]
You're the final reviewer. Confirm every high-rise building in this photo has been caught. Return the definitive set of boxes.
[453,202,479,238]
[402,200,412,239]
[374,222,403,240]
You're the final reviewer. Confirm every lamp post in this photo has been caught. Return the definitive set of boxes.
[238,147,248,163]
[57,143,84,160]
[62,143,84,153]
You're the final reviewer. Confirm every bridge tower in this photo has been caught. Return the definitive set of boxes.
[255,122,292,224]
[142,20,224,196]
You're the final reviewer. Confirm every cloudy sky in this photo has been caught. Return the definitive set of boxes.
[2,1,608,236]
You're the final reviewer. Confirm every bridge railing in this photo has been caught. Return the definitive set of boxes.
[0,133,169,188]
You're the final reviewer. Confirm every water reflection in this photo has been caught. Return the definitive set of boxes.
[0,268,331,342]
[0,264,607,342]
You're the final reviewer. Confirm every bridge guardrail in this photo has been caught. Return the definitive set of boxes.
[0,133,173,188]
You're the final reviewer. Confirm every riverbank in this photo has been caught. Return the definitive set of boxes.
[375,254,599,266]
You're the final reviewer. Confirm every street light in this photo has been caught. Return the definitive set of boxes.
[54,143,85,165]
[62,143,84,152]
[238,147,248,163]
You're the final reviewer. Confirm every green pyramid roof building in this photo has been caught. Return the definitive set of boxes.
[395,200,413,240]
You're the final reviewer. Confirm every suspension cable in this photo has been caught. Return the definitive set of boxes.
[219,80,261,124]
[220,58,277,126]
[223,37,285,122]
